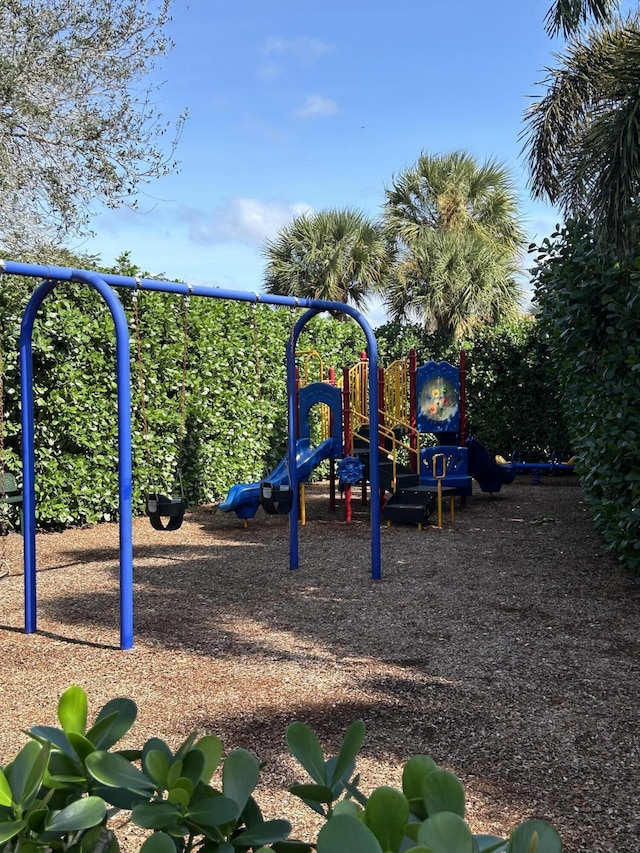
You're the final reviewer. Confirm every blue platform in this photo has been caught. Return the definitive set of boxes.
[419,445,473,497]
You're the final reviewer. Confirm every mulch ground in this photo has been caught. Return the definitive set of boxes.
[0,473,638,853]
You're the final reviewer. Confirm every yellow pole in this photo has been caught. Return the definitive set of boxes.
[432,453,446,529]
[300,483,306,526]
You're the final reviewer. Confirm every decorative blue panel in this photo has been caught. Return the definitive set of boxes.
[416,361,460,434]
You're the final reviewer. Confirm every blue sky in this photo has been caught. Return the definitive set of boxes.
[81,0,580,324]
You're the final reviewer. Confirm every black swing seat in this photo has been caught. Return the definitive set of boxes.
[260,482,293,515]
[146,494,186,531]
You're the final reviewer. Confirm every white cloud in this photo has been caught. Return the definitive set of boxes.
[257,36,335,80]
[294,95,339,119]
[181,198,313,246]
[262,37,335,66]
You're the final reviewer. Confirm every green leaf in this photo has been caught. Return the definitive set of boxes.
[173,732,198,762]
[271,841,314,853]
[0,767,13,807]
[328,720,365,787]
[233,818,292,846]
[167,778,194,807]
[316,814,383,853]
[139,831,177,853]
[87,699,137,749]
[85,751,155,795]
[422,769,465,818]
[186,794,239,827]
[507,820,562,853]
[363,786,409,852]
[333,799,362,818]
[67,732,96,761]
[180,749,205,787]
[57,686,88,735]
[7,741,50,808]
[45,796,106,832]
[289,784,335,804]
[77,824,116,853]
[222,749,260,813]
[166,760,183,791]
[143,749,170,789]
[475,835,507,853]
[30,726,78,762]
[193,735,223,783]
[402,755,439,803]
[131,802,182,830]
[286,722,327,785]
[0,819,27,844]
[417,812,474,853]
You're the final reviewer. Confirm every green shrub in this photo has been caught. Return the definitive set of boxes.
[0,686,562,853]
[531,221,640,576]
[0,256,367,529]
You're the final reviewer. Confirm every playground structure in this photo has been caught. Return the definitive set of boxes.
[220,348,518,531]
[503,450,576,484]
[0,259,383,650]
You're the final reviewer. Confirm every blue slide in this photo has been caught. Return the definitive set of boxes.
[219,437,339,519]
[466,437,516,493]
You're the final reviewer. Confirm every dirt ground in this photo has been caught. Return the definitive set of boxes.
[0,474,638,853]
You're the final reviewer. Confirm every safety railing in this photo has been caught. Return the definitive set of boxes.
[350,409,421,493]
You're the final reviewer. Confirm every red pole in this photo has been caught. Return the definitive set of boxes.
[459,349,467,447]
[342,366,352,522]
[342,366,351,456]
[409,349,418,472]
[329,367,336,512]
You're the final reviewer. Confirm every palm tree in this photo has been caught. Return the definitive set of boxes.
[523,12,640,254]
[263,208,394,312]
[382,150,526,338]
[544,0,617,37]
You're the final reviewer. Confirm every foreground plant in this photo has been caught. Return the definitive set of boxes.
[286,720,562,853]
[0,687,562,853]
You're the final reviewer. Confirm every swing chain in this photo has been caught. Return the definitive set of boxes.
[177,286,193,482]
[131,283,152,491]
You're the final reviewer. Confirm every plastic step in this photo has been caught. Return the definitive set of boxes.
[382,502,427,526]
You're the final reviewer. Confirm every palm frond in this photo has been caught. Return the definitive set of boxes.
[544,0,618,38]
[522,14,640,252]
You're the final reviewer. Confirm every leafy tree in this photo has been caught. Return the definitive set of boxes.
[523,11,640,254]
[0,0,185,253]
[263,208,395,313]
[381,150,526,339]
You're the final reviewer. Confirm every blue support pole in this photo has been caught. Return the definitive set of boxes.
[288,307,381,580]
[18,272,134,649]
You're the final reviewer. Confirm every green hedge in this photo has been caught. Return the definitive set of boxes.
[531,221,640,576]
[0,264,367,529]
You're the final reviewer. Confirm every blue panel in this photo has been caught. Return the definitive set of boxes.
[298,382,342,448]
[416,361,460,434]
[419,445,473,496]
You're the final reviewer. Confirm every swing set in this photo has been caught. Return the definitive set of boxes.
[0,259,382,650]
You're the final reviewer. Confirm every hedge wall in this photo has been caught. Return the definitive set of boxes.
[0,267,367,529]
[531,222,640,577]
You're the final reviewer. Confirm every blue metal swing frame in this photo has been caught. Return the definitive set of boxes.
[0,259,382,650]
